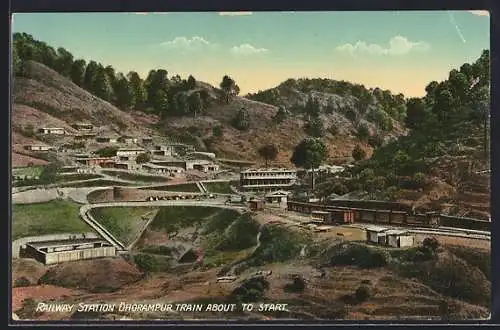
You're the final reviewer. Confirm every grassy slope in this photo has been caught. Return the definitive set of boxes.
[12,200,93,240]
[203,181,232,194]
[90,207,158,246]
[141,183,200,192]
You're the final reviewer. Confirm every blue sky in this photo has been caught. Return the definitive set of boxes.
[12,11,489,97]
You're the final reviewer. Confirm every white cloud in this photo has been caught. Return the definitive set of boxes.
[336,36,430,56]
[160,36,212,50]
[468,10,489,17]
[230,44,269,56]
[219,12,253,16]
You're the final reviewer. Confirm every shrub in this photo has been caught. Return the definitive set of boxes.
[368,134,384,148]
[133,254,158,272]
[352,145,366,161]
[328,124,339,136]
[135,152,151,164]
[212,125,223,138]
[95,146,118,157]
[232,108,250,131]
[413,172,426,189]
[329,244,389,268]
[356,124,370,141]
[284,276,306,293]
[14,277,31,287]
[231,277,270,302]
[16,298,43,319]
[355,285,372,302]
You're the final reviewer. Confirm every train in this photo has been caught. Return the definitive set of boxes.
[287,200,491,232]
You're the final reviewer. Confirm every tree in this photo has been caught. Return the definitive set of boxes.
[70,59,86,87]
[352,145,366,161]
[304,117,325,137]
[127,71,146,110]
[92,65,113,101]
[232,107,250,131]
[258,144,279,168]
[83,60,99,91]
[304,95,320,119]
[220,75,239,103]
[273,106,289,124]
[154,89,170,117]
[12,45,21,76]
[113,73,134,109]
[54,47,74,77]
[187,75,197,89]
[136,153,151,164]
[405,97,426,129]
[212,125,223,138]
[188,92,204,118]
[356,123,370,141]
[291,138,327,191]
[368,134,384,149]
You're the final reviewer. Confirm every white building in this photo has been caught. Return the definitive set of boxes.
[72,122,94,131]
[307,165,345,174]
[385,230,415,248]
[119,136,138,144]
[240,168,297,193]
[38,127,65,135]
[143,163,185,175]
[265,190,291,207]
[24,144,52,151]
[152,145,174,157]
[366,226,389,244]
[116,148,146,161]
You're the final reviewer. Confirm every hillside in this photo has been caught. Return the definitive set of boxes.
[160,81,407,166]
[333,50,491,219]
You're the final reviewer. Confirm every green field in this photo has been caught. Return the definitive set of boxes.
[12,166,44,178]
[59,179,137,188]
[12,200,93,240]
[102,170,170,183]
[90,207,158,246]
[203,181,232,194]
[141,183,201,193]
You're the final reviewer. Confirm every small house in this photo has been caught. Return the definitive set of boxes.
[119,135,138,144]
[265,190,290,205]
[311,210,331,223]
[366,226,389,244]
[152,145,174,157]
[249,199,265,211]
[72,122,94,131]
[38,127,65,135]
[24,144,52,152]
[116,148,146,160]
[74,132,96,141]
[385,230,415,248]
[192,163,219,173]
[96,134,119,144]
[142,137,153,145]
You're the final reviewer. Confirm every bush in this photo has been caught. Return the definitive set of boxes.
[14,277,31,287]
[328,124,339,136]
[16,298,43,319]
[95,146,118,157]
[231,277,270,302]
[135,152,151,164]
[284,276,306,293]
[212,125,223,138]
[352,145,366,161]
[329,244,389,268]
[356,124,370,141]
[24,124,36,138]
[133,254,158,272]
[413,172,426,189]
[232,108,250,131]
[355,285,372,302]
[368,134,384,148]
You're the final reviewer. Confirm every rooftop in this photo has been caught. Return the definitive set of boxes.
[117,148,145,152]
[265,190,291,197]
[27,238,109,250]
[312,211,330,215]
[242,168,297,173]
[366,226,389,232]
[385,229,410,236]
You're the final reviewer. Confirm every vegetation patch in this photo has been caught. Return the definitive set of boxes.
[102,170,170,183]
[149,206,234,233]
[133,253,174,273]
[59,179,136,188]
[246,225,312,267]
[203,181,232,194]
[90,207,157,246]
[12,200,93,240]
[141,183,200,192]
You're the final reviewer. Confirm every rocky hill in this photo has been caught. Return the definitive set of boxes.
[12,59,408,168]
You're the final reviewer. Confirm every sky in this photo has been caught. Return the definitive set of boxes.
[12,11,490,97]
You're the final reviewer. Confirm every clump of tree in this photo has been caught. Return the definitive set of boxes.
[212,125,224,138]
[291,137,327,190]
[367,134,384,149]
[232,107,250,131]
[284,275,306,293]
[95,146,118,157]
[258,144,279,168]
[352,145,366,161]
[356,123,370,141]
[220,75,240,103]
[273,105,289,124]
[230,277,270,303]
[304,117,325,137]
[135,153,151,164]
